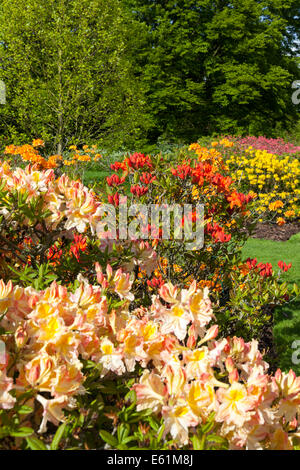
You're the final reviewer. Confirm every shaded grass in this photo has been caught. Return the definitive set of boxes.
[242,233,300,373]
[273,300,300,374]
[82,169,109,187]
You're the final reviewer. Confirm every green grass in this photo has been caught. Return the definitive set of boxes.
[242,232,300,286]
[82,169,110,187]
[242,233,300,373]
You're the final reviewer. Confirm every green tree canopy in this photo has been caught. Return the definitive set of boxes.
[0,0,149,152]
[123,0,300,142]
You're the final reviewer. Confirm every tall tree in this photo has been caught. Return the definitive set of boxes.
[123,0,300,142]
[0,0,149,152]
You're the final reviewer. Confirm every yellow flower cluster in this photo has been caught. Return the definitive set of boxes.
[227,148,300,223]
[210,138,234,148]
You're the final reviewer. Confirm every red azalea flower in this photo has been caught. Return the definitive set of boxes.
[108,192,120,206]
[171,163,192,180]
[147,276,165,289]
[278,260,292,272]
[246,258,257,270]
[126,153,153,170]
[130,184,148,197]
[106,174,125,187]
[110,161,127,172]
[140,172,156,185]
[47,244,63,265]
[70,234,87,261]
[206,222,231,243]
[257,262,273,278]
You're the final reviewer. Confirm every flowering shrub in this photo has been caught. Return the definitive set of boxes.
[235,136,300,156]
[100,143,300,344]
[0,139,299,450]
[197,137,300,225]
[0,159,158,284]
[226,148,300,224]
[104,143,256,292]
[217,257,298,342]
[0,274,300,450]
[4,141,62,170]
[3,140,107,189]
[0,147,296,337]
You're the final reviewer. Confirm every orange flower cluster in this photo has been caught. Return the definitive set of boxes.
[4,140,62,170]
[149,258,222,293]
[189,143,229,172]
[65,144,102,165]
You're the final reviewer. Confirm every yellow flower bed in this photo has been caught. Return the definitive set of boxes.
[226,148,300,223]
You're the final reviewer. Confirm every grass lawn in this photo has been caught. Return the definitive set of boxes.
[242,233,300,373]
[82,169,110,187]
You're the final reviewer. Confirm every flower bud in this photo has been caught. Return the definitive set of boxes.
[15,325,28,349]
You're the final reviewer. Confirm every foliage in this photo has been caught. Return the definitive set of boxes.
[242,234,300,374]
[0,0,149,152]
[196,137,300,224]
[123,0,299,142]
[227,147,300,224]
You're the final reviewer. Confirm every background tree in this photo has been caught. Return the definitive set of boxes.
[0,0,149,152]
[123,0,300,143]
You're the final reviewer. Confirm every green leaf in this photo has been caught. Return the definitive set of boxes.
[26,435,48,450]
[17,405,34,415]
[191,434,202,450]
[117,423,130,443]
[201,419,215,434]
[11,427,34,437]
[99,430,118,448]
[157,423,165,442]
[50,422,67,450]
[206,434,228,445]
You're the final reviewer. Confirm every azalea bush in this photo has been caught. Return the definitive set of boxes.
[0,139,299,450]
[0,159,157,287]
[0,143,296,341]
[218,257,299,344]
[104,142,257,289]
[234,136,300,156]
[102,142,298,341]
[193,137,300,225]
[1,273,300,450]
[3,141,105,184]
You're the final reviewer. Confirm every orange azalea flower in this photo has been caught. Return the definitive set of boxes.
[269,200,284,211]
[277,217,286,226]
[32,139,45,147]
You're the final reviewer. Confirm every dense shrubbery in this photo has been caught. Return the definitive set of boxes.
[1,275,300,450]
[0,139,299,450]
[194,137,300,226]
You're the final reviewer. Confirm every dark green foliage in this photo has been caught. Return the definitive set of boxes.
[0,0,298,148]
[123,0,300,143]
